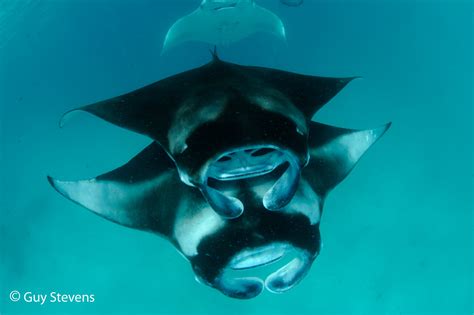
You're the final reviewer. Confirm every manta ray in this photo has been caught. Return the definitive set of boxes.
[48,51,390,299]
[162,0,286,52]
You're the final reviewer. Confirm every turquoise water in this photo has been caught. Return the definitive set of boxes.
[0,0,472,314]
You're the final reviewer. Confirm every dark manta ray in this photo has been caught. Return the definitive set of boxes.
[48,51,390,299]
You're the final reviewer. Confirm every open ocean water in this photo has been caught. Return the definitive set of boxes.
[0,0,472,314]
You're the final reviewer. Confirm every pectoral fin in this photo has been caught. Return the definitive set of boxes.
[47,142,188,235]
[304,121,391,197]
[244,67,358,119]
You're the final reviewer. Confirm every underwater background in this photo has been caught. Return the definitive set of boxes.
[0,0,472,314]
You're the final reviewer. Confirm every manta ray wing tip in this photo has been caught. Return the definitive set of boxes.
[342,76,362,85]
[59,108,89,128]
[59,109,75,128]
[46,176,79,202]
[46,175,55,186]
[46,175,64,193]
[371,122,392,143]
[379,121,392,133]
[46,175,64,196]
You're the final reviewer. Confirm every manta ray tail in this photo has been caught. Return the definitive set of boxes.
[210,45,220,62]
[305,121,391,197]
[47,142,186,235]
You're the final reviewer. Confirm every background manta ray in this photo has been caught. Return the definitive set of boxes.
[48,52,390,299]
[162,0,286,52]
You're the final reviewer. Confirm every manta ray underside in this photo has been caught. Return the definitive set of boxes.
[162,0,286,52]
[48,52,390,299]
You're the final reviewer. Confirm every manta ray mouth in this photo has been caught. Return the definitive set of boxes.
[209,147,283,180]
[214,243,314,299]
[228,243,288,270]
[202,146,301,219]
